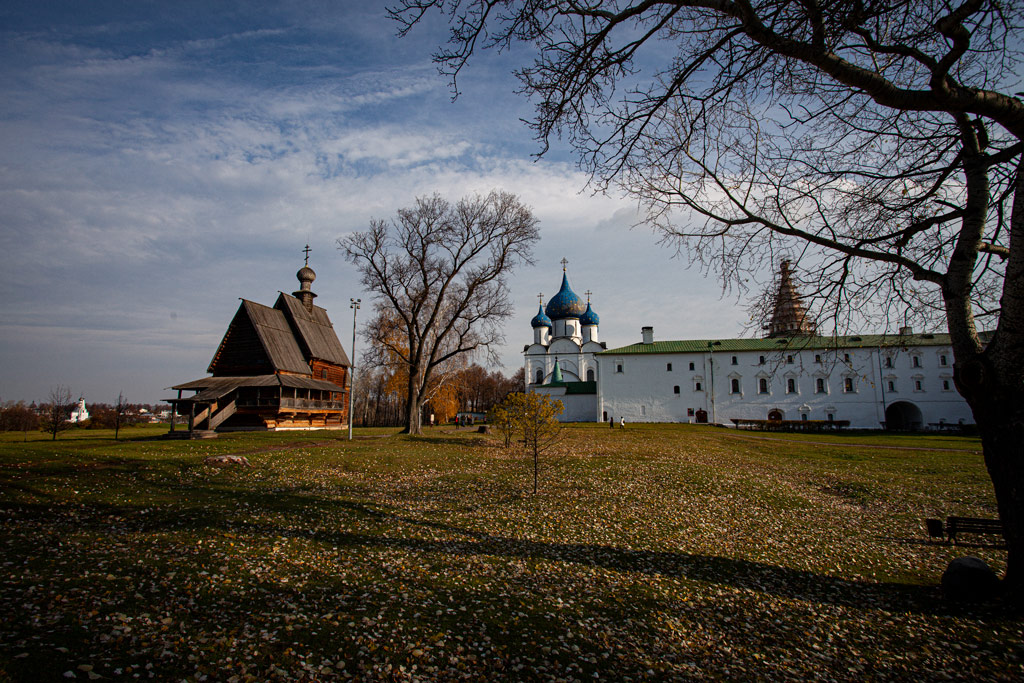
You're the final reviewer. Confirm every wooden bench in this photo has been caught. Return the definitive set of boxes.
[944,516,1004,543]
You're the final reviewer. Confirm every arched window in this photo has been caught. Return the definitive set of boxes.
[688,362,695,371]
[666,363,672,371]
[730,378,740,394]
[888,380,895,392]
[786,355,794,364]
[940,355,948,366]
[731,356,738,365]
[885,356,893,368]
[816,378,825,393]
[844,377,854,392]
[787,378,796,394]
[586,368,595,382]
[535,368,543,384]
[913,356,921,367]
[759,378,768,394]
[758,355,765,365]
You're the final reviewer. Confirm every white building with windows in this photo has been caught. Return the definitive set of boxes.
[526,261,975,430]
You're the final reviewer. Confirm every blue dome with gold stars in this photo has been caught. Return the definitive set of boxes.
[580,302,599,326]
[545,272,586,319]
[530,304,552,329]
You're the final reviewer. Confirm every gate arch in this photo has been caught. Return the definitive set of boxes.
[885,401,923,431]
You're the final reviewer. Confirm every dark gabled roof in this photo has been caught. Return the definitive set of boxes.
[208,300,311,375]
[599,333,960,356]
[168,374,344,402]
[275,293,350,366]
[542,380,597,394]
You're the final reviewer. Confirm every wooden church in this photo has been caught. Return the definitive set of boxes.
[167,253,350,435]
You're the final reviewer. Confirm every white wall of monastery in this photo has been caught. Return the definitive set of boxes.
[597,343,972,429]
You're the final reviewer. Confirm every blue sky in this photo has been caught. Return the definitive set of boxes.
[0,0,750,405]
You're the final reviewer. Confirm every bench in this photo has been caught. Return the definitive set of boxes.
[927,516,1004,543]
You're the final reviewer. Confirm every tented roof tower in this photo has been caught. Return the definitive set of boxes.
[766,260,816,338]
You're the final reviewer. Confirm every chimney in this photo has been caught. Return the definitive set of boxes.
[642,326,654,344]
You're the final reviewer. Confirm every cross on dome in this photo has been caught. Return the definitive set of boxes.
[560,257,569,271]
[302,244,312,266]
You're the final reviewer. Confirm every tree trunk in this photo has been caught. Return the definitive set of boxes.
[403,374,423,435]
[956,351,1024,596]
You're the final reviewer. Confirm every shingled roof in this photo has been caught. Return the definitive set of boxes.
[275,293,350,366]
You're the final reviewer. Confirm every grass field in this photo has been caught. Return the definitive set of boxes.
[0,423,1020,681]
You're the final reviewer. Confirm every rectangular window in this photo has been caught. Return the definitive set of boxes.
[942,380,951,391]
[616,363,623,373]
[888,380,895,392]
[758,378,769,394]
[673,385,680,395]
[786,355,794,364]
[695,381,702,391]
[915,380,923,391]
[758,355,765,365]
[940,355,948,366]
[786,378,797,394]
[816,378,826,394]
[814,354,821,363]
[844,377,855,393]
[844,353,850,363]
[913,356,921,368]
[688,362,695,371]
[667,363,672,371]
[730,378,741,394]
[885,357,893,368]
[731,356,738,365]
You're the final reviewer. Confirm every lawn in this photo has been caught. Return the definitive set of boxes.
[0,423,1020,681]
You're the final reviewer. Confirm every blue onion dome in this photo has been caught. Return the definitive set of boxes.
[545,272,586,319]
[580,302,599,326]
[531,304,553,328]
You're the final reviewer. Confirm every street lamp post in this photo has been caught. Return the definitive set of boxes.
[348,298,360,441]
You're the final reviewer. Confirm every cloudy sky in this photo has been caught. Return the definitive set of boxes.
[0,0,753,405]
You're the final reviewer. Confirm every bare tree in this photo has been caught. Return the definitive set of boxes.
[114,391,129,441]
[41,385,74,441]
[340,191,540,434]
[393,1,1024,589]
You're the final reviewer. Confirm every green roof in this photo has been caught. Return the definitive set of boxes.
[598,334,956,356]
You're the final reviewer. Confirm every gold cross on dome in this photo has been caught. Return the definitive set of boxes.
[584,290,592,303]
[537,292,544,305]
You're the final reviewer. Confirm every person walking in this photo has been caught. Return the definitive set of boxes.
[620,416,626,429]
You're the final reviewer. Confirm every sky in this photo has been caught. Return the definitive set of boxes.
[0,0,754,405]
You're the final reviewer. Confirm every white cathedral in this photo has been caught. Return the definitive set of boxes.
[526,261,976,430]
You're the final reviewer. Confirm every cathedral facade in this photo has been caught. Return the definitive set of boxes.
[526,262,976,430]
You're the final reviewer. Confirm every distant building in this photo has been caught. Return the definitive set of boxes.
[527,260,975,430]
[167,255,351,434]
[68,397,89,423]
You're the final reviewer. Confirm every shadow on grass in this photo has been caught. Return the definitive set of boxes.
[4,486,977,618]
